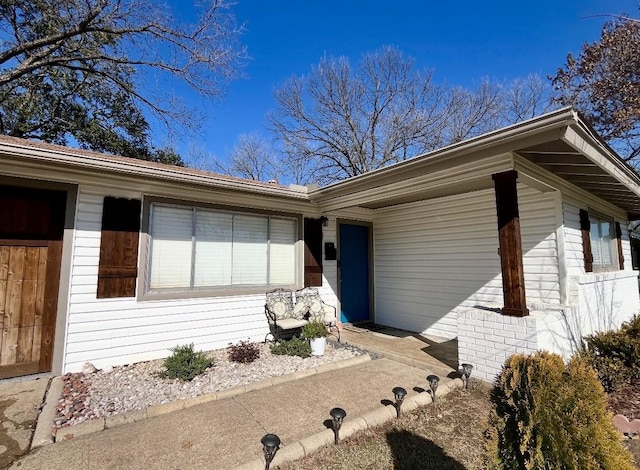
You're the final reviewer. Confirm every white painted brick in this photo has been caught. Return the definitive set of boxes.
[484,334,504,344]
[505,325,527,334]
[475,339,495,349]
[467,331,484,340]
[504,337,523,347]
[475,370,489,382]
[495,329,516,339]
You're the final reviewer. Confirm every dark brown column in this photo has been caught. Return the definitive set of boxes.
[492,170,529,317]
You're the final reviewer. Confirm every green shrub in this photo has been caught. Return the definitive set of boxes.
[485,351,634,470]
[160,343,213,381]
[583,314,640,392]
[228,340,261,364]
[269,336,312,358]
[301,320,328,339]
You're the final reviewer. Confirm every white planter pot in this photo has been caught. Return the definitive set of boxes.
[309,337,326,356]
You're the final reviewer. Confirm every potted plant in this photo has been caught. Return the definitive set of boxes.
[301,320,328,356]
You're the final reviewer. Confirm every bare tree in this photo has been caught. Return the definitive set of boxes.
[0,0,245,160]
[269,46,447,184]
[224,133,278,181]
[551,14,640,162]
[267,46,559,185]
[500,74,554,123]
[442,79,503,143]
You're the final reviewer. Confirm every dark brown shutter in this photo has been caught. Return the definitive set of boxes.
[615,221,625,270]
[303,217,323,287]
[579,209,593,273]
[97,197,141,298]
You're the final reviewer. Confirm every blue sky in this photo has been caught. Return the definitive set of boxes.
[167,0,638,165]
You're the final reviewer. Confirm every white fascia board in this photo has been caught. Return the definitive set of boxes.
[316,153,513,211]
[0,141,309,201]
[311,107,577,201]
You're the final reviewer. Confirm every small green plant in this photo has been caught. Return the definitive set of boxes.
[160,343,213,381]
[301,320,328,340]
[485,351,634,470]
[582,314,640,392]
[269,336,312,358]
[228,340,260,364]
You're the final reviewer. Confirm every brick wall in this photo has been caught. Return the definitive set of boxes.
[458,307,539,382]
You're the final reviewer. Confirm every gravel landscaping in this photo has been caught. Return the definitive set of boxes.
[55,341,366,430]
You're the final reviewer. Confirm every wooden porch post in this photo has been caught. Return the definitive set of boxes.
[492,170,529,317]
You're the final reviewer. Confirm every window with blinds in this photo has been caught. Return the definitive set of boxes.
[148,204,297,290]
[589,214,615,269]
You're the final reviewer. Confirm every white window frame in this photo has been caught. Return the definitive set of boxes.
[145,202,299,294]
[588,211,618,271]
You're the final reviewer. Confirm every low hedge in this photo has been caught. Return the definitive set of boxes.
[582,314,640,392]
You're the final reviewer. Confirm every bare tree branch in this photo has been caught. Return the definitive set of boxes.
[266,46,555,184]
[0,0,246,160]
[552,15,640,163]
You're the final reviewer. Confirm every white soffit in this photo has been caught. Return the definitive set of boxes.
[516,126,640,219]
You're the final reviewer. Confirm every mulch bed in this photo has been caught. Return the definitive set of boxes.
[609,379,640,420]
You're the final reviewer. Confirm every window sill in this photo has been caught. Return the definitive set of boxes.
[137,285,301,302]
[577,270,638,284]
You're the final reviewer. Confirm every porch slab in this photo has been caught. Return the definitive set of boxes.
[338,325,458,376]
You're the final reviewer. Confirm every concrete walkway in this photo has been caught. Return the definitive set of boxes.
[0,377,50,468]
[10,358,456,470]
[339,325,459,375]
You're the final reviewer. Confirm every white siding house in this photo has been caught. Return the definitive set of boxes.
[65,188,292,371]
[1,107,639,381]
[373,184,561,339]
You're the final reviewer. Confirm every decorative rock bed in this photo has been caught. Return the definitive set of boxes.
[55,341,365,430]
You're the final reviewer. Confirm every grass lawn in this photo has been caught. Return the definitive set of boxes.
[279,381,640,470]
[280,383,491,470]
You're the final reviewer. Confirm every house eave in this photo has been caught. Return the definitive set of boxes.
[0,139,310,201]
[310,107,640,219]
[310,107,578,204]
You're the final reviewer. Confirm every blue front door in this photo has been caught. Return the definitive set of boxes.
[339,223,370,323]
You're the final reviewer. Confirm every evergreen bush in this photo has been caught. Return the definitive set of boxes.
[485,351,634,470]
[583,314,640,392]
[269,336,312,358]
[160,343,213,381]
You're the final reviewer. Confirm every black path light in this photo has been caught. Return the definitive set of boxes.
[261,433,281,470]
[427,374,440,402]
[392,387,407,418]
[460,363,474,389]
[330,407,347,444]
